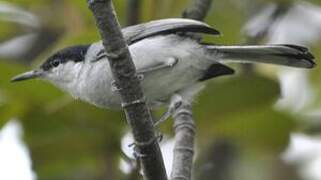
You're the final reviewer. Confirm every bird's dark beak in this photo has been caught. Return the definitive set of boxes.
[11,69,44,82]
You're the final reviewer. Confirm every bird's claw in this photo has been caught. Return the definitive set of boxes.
[111,80,121,92]
[133,146,147,158]
[153,94,183,127]
[128,133,163,159]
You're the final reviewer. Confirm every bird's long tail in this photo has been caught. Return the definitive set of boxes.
[206,44,316,68]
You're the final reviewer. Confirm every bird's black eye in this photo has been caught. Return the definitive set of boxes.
[51,59,60,67]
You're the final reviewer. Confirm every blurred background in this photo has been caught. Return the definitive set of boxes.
[0,0,321,179]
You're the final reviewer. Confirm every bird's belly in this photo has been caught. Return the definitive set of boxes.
[141,67,202,105]
[81,69,200,109]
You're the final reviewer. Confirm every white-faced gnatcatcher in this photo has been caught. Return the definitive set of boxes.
[11,18,315,121]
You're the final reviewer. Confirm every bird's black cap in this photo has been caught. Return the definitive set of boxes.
[40,45,90,71]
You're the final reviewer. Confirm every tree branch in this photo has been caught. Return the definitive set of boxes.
[126,0,141,26]
[171,1,213,179]
[87,1,167,180]
[182,0,213,20]
[170,102,195,180]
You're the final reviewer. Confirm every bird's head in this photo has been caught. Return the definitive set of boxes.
[11,45,90,90]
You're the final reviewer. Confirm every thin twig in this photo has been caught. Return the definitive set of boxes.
[87,1,167,180]
[182,0,213,20]
[171,1,213,179]
[182,0,213,40]
[126,0,141,26]
[171,102,196,180]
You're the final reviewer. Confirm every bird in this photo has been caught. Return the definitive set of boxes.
[11,18,315,120]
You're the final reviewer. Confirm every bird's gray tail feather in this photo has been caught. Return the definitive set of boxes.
[207,44,315,68]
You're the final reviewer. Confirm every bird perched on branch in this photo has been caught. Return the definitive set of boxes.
[11,18,316,122]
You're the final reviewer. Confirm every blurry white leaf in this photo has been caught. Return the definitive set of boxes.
[276,69,314,112]
[0,1,40,29]
[0,33,37,59]
[0,2,42,60]
[244,1,321,45]
[283,133,321,180]
[0,120,36,180]
[268,2,321,44]
[243,3,278,38]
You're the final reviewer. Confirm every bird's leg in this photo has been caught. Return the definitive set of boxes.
[132,144,147,159]
[154,94,184,127]
[127,95,192,152]
[128,141,147,158]
[111,80,122,92]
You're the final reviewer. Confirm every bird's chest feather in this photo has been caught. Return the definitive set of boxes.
[78,61,121,108]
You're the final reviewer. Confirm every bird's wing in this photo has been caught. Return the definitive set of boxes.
[91,49,178,73]
[122,18,220,45]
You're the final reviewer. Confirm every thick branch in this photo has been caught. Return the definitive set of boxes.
[182,0,213,20]
[87,1,167,180]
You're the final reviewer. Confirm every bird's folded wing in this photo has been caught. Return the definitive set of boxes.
[122,18,220,45]
[137,57,178,74]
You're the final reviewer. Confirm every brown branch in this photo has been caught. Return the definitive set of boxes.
[171,1,213,179]
[87,1,167,180]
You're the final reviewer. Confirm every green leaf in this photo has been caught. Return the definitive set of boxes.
[21,100,125,179]
[0,21,26,42]
[195,75,296,152]
[195,75,280,119]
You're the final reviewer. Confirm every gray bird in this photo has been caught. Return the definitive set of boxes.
[11,18,315,119]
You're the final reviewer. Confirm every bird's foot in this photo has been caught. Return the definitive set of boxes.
[154,94,183,127]
[128,132,163,158]
[111,80,121,92]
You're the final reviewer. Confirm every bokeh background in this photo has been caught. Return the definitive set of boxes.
[1,0,321,179]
